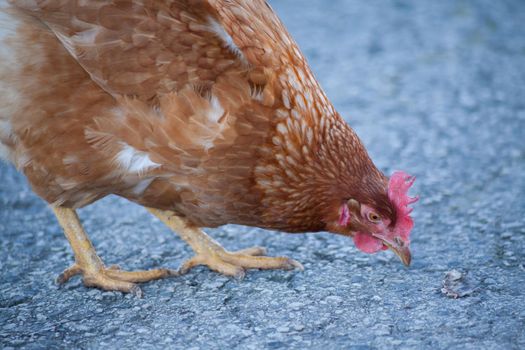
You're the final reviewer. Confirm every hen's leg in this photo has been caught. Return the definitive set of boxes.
[53,206,176,295]
[147,208,303,279]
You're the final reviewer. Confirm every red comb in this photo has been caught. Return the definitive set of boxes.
[388,171,418,241]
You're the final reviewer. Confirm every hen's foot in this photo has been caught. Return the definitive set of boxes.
[147,208,304,279]
[52,206,177,296]
[57,264,177,296]
[179,246,303,279]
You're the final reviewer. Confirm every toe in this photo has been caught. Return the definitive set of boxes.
[212,260,245,280]
[83,273,138,294]
[284,258,304,271]
[235,246,267,256]
[56,264,82,285]
[105,268,178,282]
[179,256,205,275]
[221,254,302,271]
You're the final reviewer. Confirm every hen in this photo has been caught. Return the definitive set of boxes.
[0,0,417,295]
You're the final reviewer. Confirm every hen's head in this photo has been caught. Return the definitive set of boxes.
[329,171,418,266]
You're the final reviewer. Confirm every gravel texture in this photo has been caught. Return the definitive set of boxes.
[1,0,525,349]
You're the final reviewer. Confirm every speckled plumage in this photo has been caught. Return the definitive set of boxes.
[1,0,413,245]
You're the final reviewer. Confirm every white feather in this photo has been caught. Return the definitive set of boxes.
[207,17,248,64]
[116,143,160,174]
[206,96,225,123]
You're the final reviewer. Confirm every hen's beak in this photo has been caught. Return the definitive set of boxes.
[373,234,411,266]
[390,244,411,266]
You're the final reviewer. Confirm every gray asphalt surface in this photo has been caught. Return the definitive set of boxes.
[1,0,525,349]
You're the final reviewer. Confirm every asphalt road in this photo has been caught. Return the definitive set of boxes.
[1,0,524,349]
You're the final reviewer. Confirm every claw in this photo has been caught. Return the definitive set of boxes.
[130,285,144,298]
[233,268,246,281]
[286,259,305,271]
[56,264,82,285]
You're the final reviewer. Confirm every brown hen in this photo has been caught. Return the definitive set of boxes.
[0,0,417,295]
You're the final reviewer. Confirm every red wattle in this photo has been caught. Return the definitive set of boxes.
[353,232,384,253]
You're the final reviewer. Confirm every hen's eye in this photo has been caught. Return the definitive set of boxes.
[368,212,380,223]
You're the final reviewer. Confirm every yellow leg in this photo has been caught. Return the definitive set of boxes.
[53,206,177,296]
[147,208,303,279]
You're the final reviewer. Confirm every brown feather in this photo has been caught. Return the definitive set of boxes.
[1,0,393,233]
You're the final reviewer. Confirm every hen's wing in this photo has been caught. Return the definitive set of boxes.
[14,0,293,103]
[10,0,332,224]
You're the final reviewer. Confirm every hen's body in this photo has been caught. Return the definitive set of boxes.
[1,0,376,232]
[0,0,415,294]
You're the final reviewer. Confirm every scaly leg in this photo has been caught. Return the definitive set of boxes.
[147,208,303,279]
[53,206,177,296]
